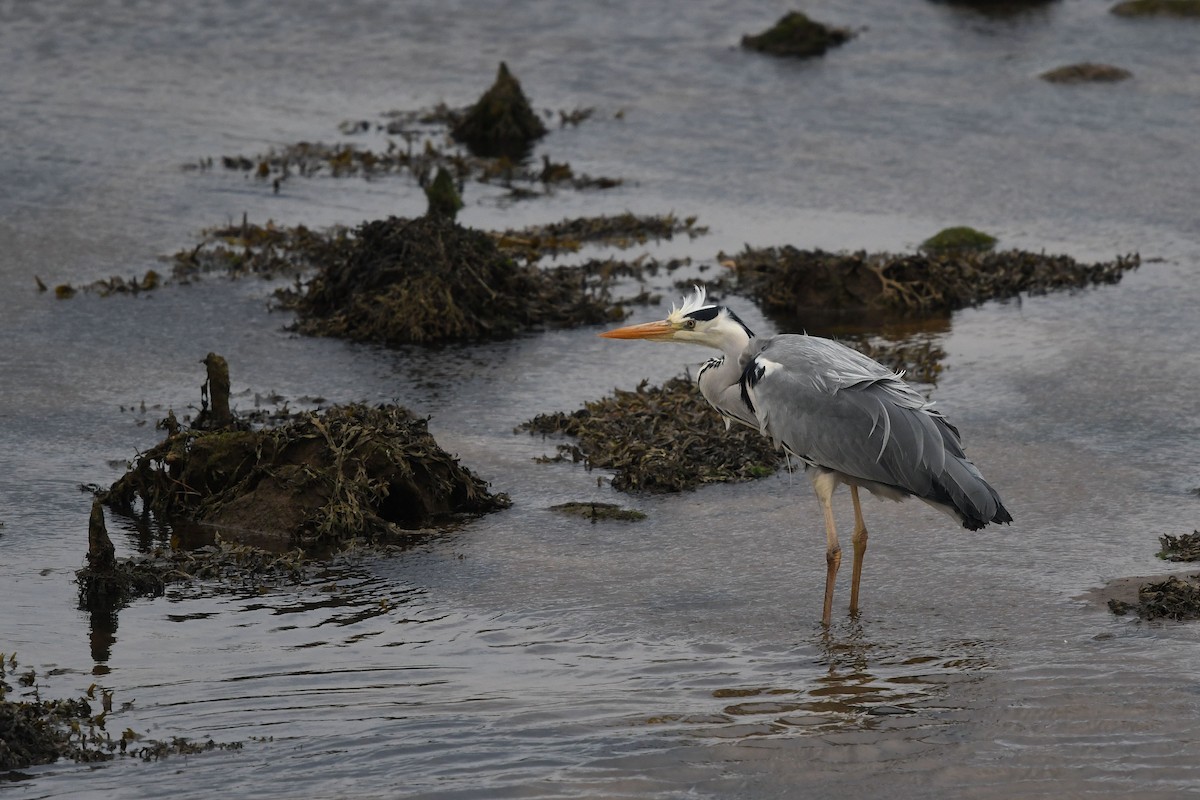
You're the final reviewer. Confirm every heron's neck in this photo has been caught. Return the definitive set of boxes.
[710,318,754,361]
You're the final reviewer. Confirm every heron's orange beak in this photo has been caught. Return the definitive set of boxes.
[598,319,676,341]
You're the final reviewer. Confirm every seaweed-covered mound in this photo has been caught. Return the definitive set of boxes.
[1040,63,1132,83]
[451,62,548,158]
[723,246,1139,318]
[741,11,853,58]
[1111,0,1200,16]
[520,377,783,492]
[284,214,625,345]
[1108,575,1200,621]
[101,403,510,545]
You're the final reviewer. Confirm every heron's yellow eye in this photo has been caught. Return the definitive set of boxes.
[683,319,696,330]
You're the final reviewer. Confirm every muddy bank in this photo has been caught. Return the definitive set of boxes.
[722,245,1139,320]
[520,376,784,492]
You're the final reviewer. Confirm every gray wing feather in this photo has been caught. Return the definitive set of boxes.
[743,336,959,496]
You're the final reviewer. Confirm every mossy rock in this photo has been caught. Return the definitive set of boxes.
[1040,63,1132,83]
[741,11,853,58]
[451,62,548,158]
[286,215,624,345]
[919,226,998,254]
[1111,0,1200,16]
[425,166,463,220]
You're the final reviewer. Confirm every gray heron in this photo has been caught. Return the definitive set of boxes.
[599,286,1011,626]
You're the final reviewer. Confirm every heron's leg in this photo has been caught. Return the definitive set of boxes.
[810,471,841,627]
[849,485,868,615]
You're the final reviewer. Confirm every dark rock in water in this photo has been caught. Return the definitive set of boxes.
[285,215,623,345]
[740,11,853,58]
[451,62,547,159]
[1111,0,1200,17]
[1040,63,1132,84]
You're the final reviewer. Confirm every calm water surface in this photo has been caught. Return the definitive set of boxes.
[2,1,1199,797]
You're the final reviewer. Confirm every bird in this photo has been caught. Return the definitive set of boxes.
[599,285,1011,626]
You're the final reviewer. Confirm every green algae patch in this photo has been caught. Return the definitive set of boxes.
[520,377,784,493]
[550,502,647,522]
[280,215,628,345]
[919,226,997,254]
[451,62,548,159]
[1111,0,1200,16]
[741,11,853,58]
[723,245,1139,318]
[1040,63,1132,83]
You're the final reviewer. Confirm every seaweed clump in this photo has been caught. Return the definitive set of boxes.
[723,245,1139,318]
[741,11,853,58]
[1108,576,1200,621]
[1158,531,1200,562]
[1040,63,1132,83]
[520,377,783,492]
[451,62,548,159]
[281,214,626,345]
[0,654,242,769]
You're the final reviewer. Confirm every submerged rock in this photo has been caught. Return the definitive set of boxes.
[1040,63,1132,83]
[741,11,853,58]
[451,62,548,158]
[1111,0,1200,16]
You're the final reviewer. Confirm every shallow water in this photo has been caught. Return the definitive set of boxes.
[2,1,1200,797]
